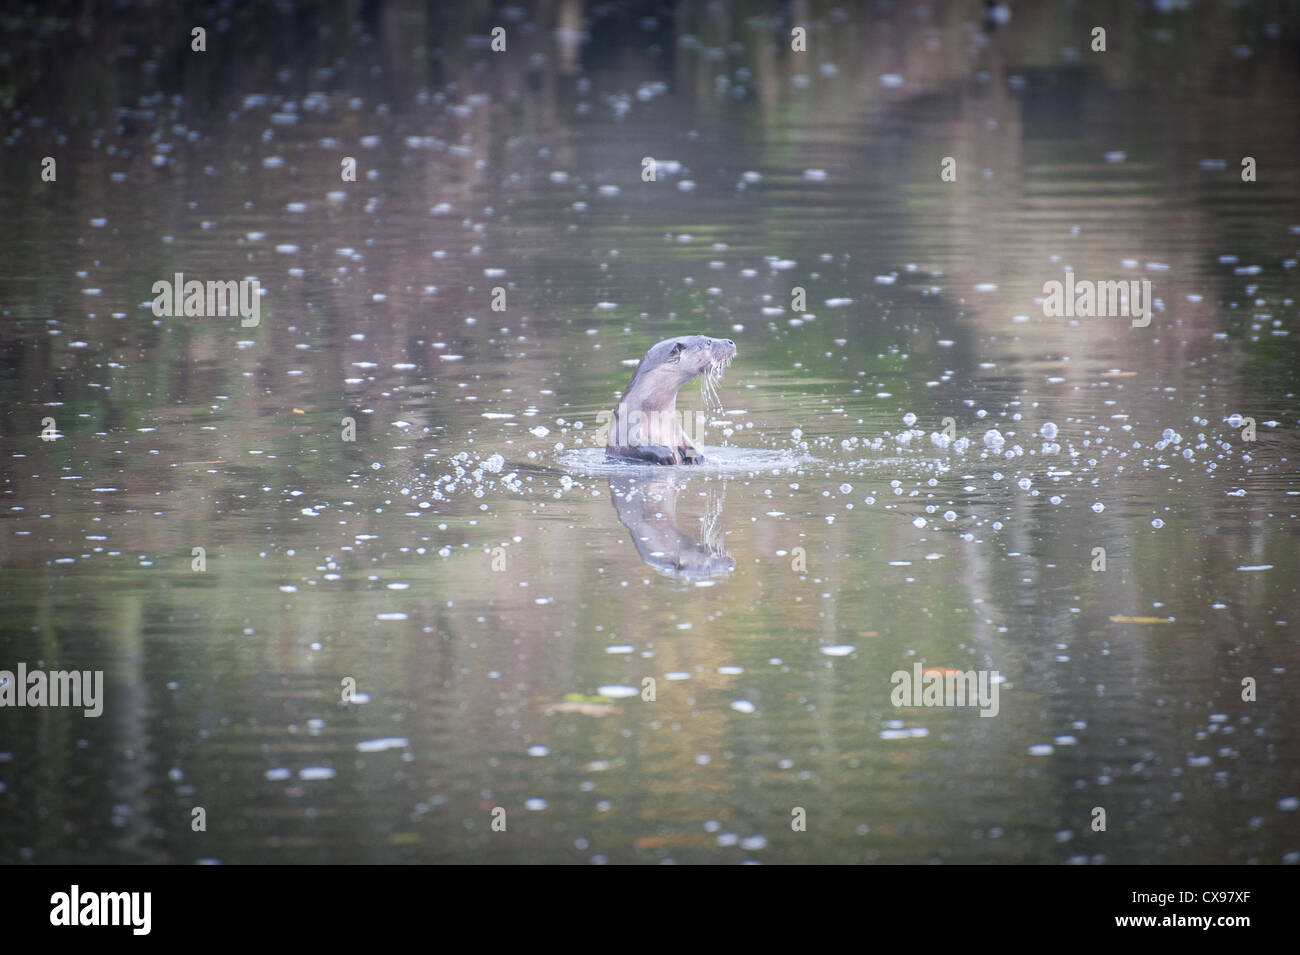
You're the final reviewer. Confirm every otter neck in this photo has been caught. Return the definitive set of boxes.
[627,372,687,438]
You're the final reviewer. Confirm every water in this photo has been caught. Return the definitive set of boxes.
[1,0,1298,864]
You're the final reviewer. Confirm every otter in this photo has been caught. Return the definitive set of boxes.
[605,335,737,465]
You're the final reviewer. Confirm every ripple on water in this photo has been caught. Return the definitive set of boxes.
[554,445,819,476]
[356,738,408,753]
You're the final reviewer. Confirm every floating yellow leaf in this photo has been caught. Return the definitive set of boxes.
[1109,615,1174,624]
[544,701,617,717]
[292,408,306,414]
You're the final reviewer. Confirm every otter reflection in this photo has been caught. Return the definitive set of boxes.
[609,475,734,580]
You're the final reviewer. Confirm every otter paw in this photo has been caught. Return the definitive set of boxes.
[679,449,705,465]
[631,444,678,465]
[607,444,674,465]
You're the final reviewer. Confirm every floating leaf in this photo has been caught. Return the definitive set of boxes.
[544,701,617,717]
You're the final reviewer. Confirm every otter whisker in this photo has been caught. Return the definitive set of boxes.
[700,373,720,412]
[700,356,730,413]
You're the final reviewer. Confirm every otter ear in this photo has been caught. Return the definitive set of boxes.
[668,341,685,363]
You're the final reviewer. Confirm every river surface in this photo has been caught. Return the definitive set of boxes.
[1,0,1298,863]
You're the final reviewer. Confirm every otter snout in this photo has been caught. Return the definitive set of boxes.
[711,338,737,362]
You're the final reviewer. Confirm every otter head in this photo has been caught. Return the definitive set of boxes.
[606,335,737,466]
[632,335,737,388]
